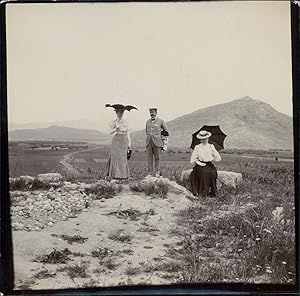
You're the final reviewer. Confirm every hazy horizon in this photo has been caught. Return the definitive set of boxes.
[6,1,293,130]
[8,95,293,124]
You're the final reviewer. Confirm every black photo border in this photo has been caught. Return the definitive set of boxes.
[0,0,299,295]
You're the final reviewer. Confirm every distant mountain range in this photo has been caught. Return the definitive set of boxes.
[131,97,293,150]
[8,125,111,143]
[8,118,146,133]
[8,97,293,150]
[8,120,108,132]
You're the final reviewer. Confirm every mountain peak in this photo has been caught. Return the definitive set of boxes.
[239,96,255,101]
[230,96,263,105]
[132,97,293,150]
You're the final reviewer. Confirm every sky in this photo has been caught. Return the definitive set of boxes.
[6,1,293,130]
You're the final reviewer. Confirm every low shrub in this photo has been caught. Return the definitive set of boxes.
[130,180,169,198]
[108,229,133,243]
[10,178,51,191]
[57,261,89,279]
[10,178,27,191]
[33,248,71,264]
[129,182,144,192]
[91,247,113,260]
[51,234,88,245]
[125,266,141,276]
[85,181,122,199]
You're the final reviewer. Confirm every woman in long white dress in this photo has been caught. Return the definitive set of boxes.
[106,107,131,179]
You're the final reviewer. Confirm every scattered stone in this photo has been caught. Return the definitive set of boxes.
[47,193,56,201]
[272,207,284,223]
[79,183,93,190]
[12,222,24,230]
[11,175,191,232]
[64,184,79,190]
[37,173,63,183]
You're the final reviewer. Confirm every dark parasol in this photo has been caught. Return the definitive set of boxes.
[190,125,227,151]
[105,104,138,111]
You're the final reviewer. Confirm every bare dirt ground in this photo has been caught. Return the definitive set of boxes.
[13,184,192,289]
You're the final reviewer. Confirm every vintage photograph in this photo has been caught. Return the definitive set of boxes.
[6,1,295,290]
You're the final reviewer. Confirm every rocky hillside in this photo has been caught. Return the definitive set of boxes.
[131,97,293,150]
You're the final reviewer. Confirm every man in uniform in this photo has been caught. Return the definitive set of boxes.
[145,108,169,177]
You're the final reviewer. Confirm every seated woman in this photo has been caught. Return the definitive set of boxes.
[189,130,221,197]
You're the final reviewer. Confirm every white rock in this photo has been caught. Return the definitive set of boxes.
[47,222,54,227]
[47,193,56,200]
[9,177,16,183]
[217,171,243,189]
[37,173,63,183]
[79,183,93,190]
[180,169,193,186]
[64,184,79,190]
[272,207,284,223]
[12,222,24,230]
[43,205,52,211]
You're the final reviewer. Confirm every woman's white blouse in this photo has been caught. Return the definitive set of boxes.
[108,119,129,134]
[190,143,221,166]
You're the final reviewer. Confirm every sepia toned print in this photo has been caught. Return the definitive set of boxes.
[5,1,295,290]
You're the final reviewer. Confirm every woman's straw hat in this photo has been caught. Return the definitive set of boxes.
[196,130,212,140]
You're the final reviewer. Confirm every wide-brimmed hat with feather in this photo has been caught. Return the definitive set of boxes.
[105,104,138,111]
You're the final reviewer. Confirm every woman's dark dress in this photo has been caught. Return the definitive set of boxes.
[189,161,217,196]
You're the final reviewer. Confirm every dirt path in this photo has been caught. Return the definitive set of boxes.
[59,146,103,175]
[13,185,192,289]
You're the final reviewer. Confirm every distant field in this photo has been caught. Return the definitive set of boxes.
[9,143,294,179]
[9,146,80,177]
[68,146,294,182]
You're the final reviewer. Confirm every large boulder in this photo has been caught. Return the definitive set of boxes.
[37,173,63,183]
[181,169,193,186]
[217,171,242,188]
[140,176,193,197]
[180,169,242,189]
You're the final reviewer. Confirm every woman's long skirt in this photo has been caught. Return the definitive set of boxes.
[189,162,217,196]
[106,134,130,179]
